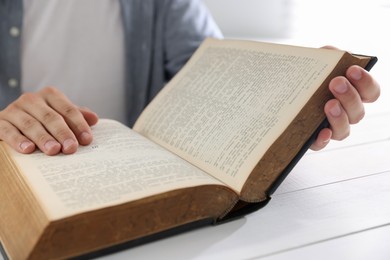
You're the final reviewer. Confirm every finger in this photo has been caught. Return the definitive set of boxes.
[40,87,94,146]
[329,76,365,124]
[78,106,99,127]
[310,128,332,151]
[324,99,350,141]
[321,45,338,50]
[346,65,381,103]
[15,92,79,154]
[75,107,99,145]
[0,119,36,154]
[2,105,62,155]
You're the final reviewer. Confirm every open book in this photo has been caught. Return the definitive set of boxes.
[0,38,377,259]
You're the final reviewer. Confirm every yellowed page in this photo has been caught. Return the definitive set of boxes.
[134,38,344,193]
[6,119,223,220]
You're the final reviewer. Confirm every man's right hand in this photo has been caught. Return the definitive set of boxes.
[0,86,99,155]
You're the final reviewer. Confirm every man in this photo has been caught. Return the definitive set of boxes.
[0,0,381,156]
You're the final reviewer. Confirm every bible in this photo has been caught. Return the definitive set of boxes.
[0,38,377,259]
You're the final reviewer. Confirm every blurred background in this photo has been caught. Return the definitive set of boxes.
[203,0,389,118]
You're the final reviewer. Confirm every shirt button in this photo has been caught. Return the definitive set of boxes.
[8,78,18,88]
[9,26,20,38]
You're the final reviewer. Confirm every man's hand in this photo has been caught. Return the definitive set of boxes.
[311,65,381,151]
[0,86,99,155]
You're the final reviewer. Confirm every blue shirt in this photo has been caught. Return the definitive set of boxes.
[0,0,222,126]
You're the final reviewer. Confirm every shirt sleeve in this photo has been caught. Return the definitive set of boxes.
[162,0,223,78]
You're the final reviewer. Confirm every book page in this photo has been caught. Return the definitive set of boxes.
[7,119,224,220]
[134,38,344,193]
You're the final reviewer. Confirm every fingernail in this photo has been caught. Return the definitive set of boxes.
[63,138,77,151]
[323,136,331,144]
[335,82,348,94]
[330,103,342,117]
[80,132,92,143]
[44,140,60,153]
[20,141,34,152]
[350,68,362,81]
